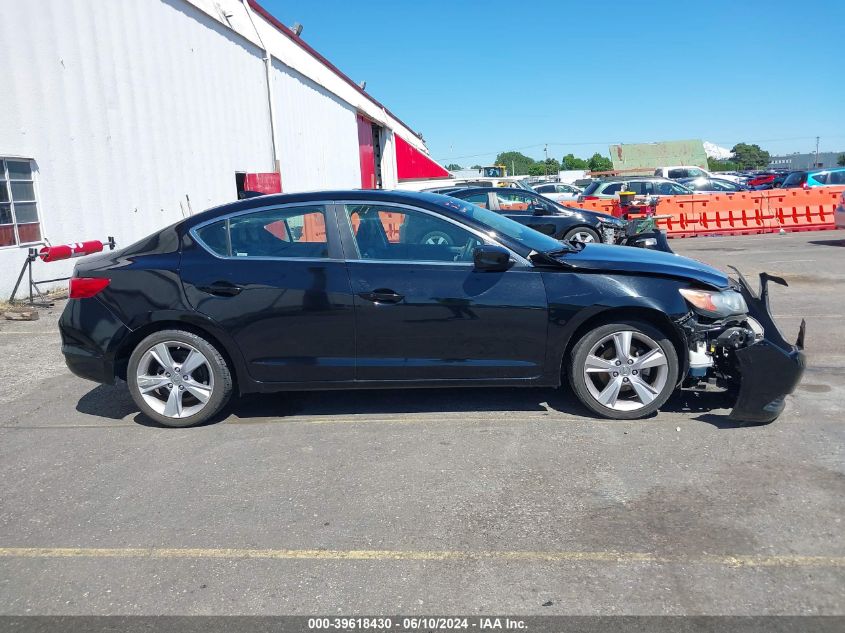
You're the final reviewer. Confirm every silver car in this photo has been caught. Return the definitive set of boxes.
[578,177,692,201]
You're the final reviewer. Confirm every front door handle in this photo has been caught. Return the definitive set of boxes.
[198,281,242,297]
[358,288,404,304]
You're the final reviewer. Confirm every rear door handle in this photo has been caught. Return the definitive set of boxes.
[358,289,404,304]
[198,281,242,297]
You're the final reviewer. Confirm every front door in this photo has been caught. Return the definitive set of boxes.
[338,202,548,382]
[180,203,355,384]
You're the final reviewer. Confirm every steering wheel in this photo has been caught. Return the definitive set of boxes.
[455,237,476,262]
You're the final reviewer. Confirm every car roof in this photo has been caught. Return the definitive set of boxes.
[184,189,465,228]
[808,167,845,174]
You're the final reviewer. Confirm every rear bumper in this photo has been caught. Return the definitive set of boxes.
[59,298,131,385]
[834,205,845,229]
[727,271,806,423]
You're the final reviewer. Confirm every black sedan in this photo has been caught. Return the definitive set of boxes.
[443,187,626,245]
[60,190,805,427]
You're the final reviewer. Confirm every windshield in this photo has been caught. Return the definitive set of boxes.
[433,197,568,254]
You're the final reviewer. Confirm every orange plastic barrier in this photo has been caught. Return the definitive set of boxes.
[572,186,841,239]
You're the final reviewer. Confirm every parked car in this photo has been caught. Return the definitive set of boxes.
[578,177,692,201]
[787,168,845,188]
[60,189,805,427]
[781,168,845,189]
[443,186,625,245]
[835,188,845,229]
[677,177,749,193]
[533,182,583,202]
[654,166,743,184]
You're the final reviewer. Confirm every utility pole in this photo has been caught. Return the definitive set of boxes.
[544,144,549,178]
[815,136,820,168]
[511,159,515,177]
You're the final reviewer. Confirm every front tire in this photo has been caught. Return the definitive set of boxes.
[563,226,600,245]
[127,329,233,427]
[569,321,678,420]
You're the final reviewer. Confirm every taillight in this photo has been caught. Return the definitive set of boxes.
[69,277,110,299]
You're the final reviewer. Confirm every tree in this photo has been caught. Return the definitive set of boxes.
[495,151,535,176]
[587,152,613,172]
[471,164,483,170]
[445,163,462,171]
[730,143,770,170]
[561,153,588,170]
[837,154,845,167]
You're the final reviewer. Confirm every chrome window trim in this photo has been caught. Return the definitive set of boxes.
[337,199,531,267]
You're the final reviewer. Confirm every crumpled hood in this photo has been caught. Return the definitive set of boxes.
[552,243,729,289]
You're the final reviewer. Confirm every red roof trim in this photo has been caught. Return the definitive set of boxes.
[247,0,422,141]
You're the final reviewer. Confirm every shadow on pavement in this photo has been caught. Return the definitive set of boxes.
[808,238,845,247]
[75,382,761,430]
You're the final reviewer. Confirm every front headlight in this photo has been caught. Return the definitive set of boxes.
[679,288,748,317]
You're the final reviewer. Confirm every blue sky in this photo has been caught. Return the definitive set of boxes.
[262,0,845,166]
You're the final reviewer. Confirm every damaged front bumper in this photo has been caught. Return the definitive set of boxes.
[728,271,806,423]
[681,271,806,424]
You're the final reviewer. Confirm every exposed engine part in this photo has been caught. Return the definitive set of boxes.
[688,340,713,377]
[714,326,754,349]
[745,316,765,341]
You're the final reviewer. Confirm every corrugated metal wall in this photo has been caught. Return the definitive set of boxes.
[271,59,361,192]
[0,0,369,293]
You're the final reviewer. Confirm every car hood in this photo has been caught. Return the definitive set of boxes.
[549,243,729,288]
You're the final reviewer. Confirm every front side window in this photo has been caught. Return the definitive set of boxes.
[195,205,328,258]
[810,172,829,185]
[0,159,41,247]
[828,170,845,185]
[687,168,706,178]
[345,204,481,263]
[668,168,687,179]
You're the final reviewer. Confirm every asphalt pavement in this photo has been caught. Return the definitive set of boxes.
[0,230,843,615]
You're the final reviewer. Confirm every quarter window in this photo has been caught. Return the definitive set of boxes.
[195,205,329,258]
[345,204,481,262]
[0,158,41,247]
[460,192,490,208]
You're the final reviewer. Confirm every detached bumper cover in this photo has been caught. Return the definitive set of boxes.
[728,270,806,423]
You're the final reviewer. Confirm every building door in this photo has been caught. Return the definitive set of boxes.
[357,113,379,189]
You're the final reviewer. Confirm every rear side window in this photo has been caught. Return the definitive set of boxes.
[600,183,623,195]
[535,185,553,193]
[783,172,806,187]
[195,205,329,258]
[582,181,601,195]
[459,192,489,208]
[668,169,687,179]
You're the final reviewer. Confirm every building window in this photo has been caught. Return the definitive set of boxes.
[0,158,41,247]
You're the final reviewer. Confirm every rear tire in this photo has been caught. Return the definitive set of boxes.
[563,226,600,245]
[127,329,233,427]
[568,320,678,420]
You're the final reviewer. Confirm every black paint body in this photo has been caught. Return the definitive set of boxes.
[59,190,804,421]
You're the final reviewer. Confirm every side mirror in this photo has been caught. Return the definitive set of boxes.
[530,204,547,216]
[473,245,512,272]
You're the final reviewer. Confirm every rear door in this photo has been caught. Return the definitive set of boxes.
[180,203,355,384]
[338,201,548,382]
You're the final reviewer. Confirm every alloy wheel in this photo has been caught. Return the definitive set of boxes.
[569,231,596,244]
[135,341,215,419]
[582,330,669,411]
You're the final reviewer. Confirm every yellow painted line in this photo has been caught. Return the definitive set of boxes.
[0,547,842,568]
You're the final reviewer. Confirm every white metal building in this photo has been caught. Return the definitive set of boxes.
[0,0,448,296]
